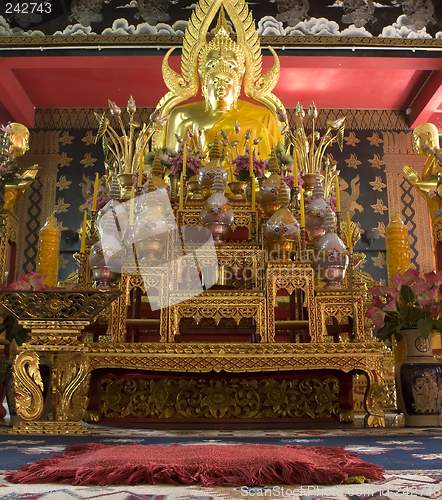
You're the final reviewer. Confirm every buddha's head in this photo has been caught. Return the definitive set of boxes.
[412,122,439,156]
[9,122,30,157]
[198,7,245,112]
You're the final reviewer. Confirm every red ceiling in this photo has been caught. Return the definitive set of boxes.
[0,54,441,130]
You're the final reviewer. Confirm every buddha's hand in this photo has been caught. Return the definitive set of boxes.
[403,165,421,187]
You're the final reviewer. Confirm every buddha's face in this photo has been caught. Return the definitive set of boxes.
[201,49,243,111]
[206,72,237,110]
[10,130,30,157]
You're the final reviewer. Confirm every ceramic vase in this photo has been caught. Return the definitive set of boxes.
[259,173,290,217]
[228,180,247,200]
[395,329,442,427]
[312,229,349,289]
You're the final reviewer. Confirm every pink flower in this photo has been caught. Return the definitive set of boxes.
[389,272,404,290]
[383,300,397,312]
[365,306,386,329]
[424,270,442,287]
[283,175,295,190]
[417,287,438,307]
[402,268,421,286]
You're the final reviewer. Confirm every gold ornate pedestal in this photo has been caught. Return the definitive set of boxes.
[169,290,267,342]
[0,290,120,434]
[266,261,316,342]
[87,341,390,427]
[109,265,169,343]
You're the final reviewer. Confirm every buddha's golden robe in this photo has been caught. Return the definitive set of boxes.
[167,100,282,162]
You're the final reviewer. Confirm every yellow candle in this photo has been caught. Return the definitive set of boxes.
[36,211,61,287]
[293,157,298,187]
[179,172,184,211]
[249,147,253,177]
[346,212,352,250]
[92,172,99,211]
[182,144,187,177]
[385,212,411,278]
[300,188,305,227]
[335,175,340,212]
[80,210,87,253]
[251,176,256,212]
[138,153,144,188]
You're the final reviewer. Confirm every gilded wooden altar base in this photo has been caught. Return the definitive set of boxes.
[85,341,391,427]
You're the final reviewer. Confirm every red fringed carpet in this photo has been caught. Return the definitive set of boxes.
[6,443,385,487]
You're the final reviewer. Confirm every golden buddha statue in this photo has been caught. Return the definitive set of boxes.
[3,122,39,210]
[155,0,284,163]
[403,122,441,221]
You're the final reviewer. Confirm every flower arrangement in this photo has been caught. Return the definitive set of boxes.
[365,268,442,341]
[283,175,295,190]
[168,147,205,177]
[276,102,345,176]
[232,151,267,181]
[86,186,110,211]
[0,124,38,185]
[95,97,167,177]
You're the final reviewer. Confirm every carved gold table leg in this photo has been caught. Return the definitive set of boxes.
[9,346,91,435]
[363,370,387,428]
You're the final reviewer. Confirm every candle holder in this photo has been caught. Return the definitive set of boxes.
[291,185,300,217]
[336,210,341,239]
[78,252,88,287]
[90,210,98,241]
[347,248,358,342]
[250,211,257,243]
[300,226,306,252]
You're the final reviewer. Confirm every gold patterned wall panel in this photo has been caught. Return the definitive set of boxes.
[382,131,434,273]
[13,130,62,275]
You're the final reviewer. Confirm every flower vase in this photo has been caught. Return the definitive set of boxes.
[228,180,247,200]
[117,172,134,199]
[395,329,442,427]
[301,173,316,198]
[187,175,202,200]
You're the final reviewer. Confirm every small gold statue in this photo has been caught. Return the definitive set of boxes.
[156,0,284,161]
[3,122,39,210]
[403,122,441,221]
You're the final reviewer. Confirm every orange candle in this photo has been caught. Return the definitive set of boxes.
[80,210,87,253]
[300,188,305,227]
[385,211,411,278]
[335,175,340,212]
[36,211,61,287]
[346,212,352,250]
[92,172,99,211]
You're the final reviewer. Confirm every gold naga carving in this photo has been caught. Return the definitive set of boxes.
[53,352,91,422]
[13,352,45,422]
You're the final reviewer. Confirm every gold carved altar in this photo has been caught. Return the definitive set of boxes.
[1,0,395,433]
